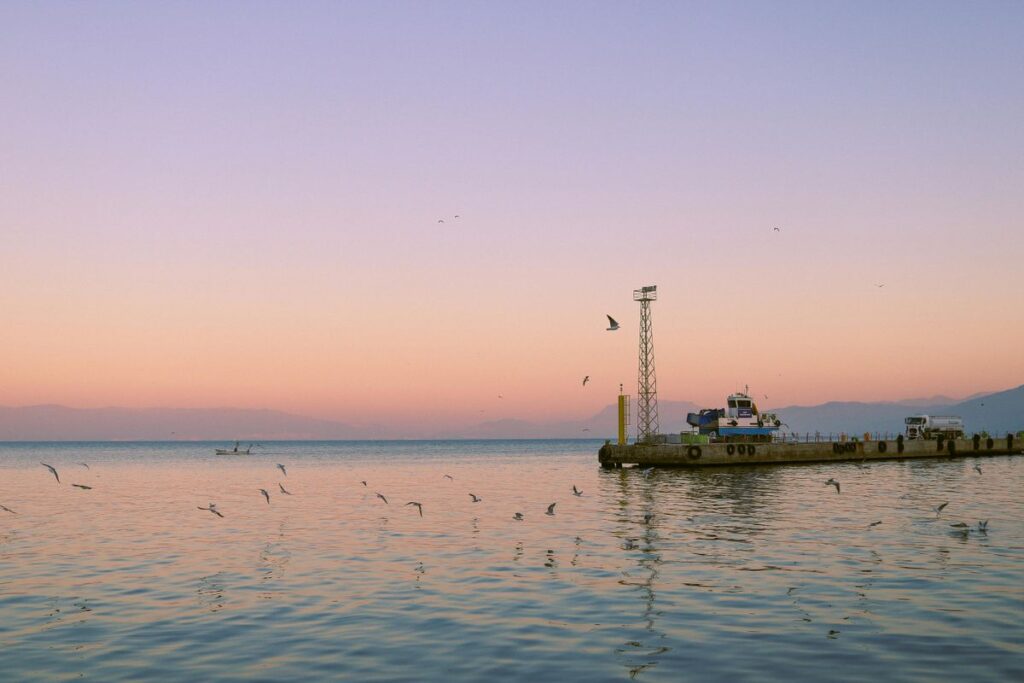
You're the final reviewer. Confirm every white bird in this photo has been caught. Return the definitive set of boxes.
[546,502,556,516]
[513,512,524,521]
[41,462,60,484]
[406,502,423,516]
[277,464,287,476]
[825,478,840,494]
[974,464,982,475]
[278,483,292,495]
[376,492,389,505]
[469,493,482,503]
[198,503,224,518]
[572,485,582,496]
[606,315,620,331]
[640,467,654,477]
[259,489,270,504]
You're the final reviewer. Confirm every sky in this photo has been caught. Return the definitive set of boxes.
[2,1,1022,433]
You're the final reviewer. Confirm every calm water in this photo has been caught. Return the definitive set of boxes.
[1,440,1021,681]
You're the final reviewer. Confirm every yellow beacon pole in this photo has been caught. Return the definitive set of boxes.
[617,384,629,446]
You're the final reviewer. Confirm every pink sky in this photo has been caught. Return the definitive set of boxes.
[2,3,1022,431]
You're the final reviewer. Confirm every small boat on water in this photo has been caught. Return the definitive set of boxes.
[686,391,782,442]
[215,441,251,455]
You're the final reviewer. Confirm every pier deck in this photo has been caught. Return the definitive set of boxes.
[599,435,1021,468]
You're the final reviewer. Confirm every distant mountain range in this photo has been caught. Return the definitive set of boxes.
[0,386,1021,441]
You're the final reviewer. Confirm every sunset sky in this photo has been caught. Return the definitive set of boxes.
[2,2,1022,432]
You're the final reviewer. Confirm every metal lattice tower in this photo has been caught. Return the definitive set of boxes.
[634,285,659,442]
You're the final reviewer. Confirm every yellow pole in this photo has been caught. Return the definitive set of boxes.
[618,393,627,445]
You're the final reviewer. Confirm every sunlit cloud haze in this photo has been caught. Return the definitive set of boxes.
[2,2,1022,433]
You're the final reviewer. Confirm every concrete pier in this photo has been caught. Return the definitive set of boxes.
[598,434,1021,468]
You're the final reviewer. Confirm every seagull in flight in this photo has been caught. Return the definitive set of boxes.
[41,463,60,484]
[0,504,17,514]
[71,484,93,490]
[977,519,989,533]
[875,283,885,288]
[582,376,589,386]
[79,462,90,469]
[868,520,882,527]
[773,227,781,232]
[259,489,270,504]
[546,502,556,516]
[572,485,582,496]
[974,464,982,475]
[278,483,293,495]
[825,478,840,494]
[469,493,482,503]
[198,503,224,518]
[277,464,287,476]
[606,315,620,331]
[934,501,949,517]
[443,474,454,481]
[406,502,423,516]
[513,512,524,521]
[361,480,367,487]
[376,492,389,505]
[437,219,444,223]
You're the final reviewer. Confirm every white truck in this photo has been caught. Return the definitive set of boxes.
[904,415,964,440]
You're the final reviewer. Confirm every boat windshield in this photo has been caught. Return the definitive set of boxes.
[905,417,927,425]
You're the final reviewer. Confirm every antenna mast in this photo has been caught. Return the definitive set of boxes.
[634,285,659,442]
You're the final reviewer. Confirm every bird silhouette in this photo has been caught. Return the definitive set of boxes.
[41,463,60,484]
[376,493,389,505]
[546,502,556,516]
[71,484,92,490]
[934,502,949,516]
[825,478,840,494]
[198,503,224,518]
[0,504,17,514]
[606,315,620,331]
[469,493,482,503]
[443,474,454,481]
[259,489,270,504]
[572,485,582,496]
[278,483,293,495]
[277,464,287,476]
[513,512,524,521]
[406,502,423,516]
[582,376,589,386]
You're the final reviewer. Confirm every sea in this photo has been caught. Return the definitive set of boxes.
[0,440,1021,682]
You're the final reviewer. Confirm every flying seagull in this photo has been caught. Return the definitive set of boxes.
[572,485,582,496]
[977,519,989,533]
[974,464,982,475]
[277,464,287,476]
[437,219,444,223]
[869,520,882,527]
[773,227,781,232]
[361,480,368,487]
[259,489,270,504]
[546,502,556,516]
[469,493,482,503]
[934,501,949,517]
[875,284,885,288]
[606,315,620,331]
[513,512,524,521]
[825,478,840,494]
[375,492,389,505]
[0,504,16,514]
[71,484,93,490]
[79,462,90,469]
[443,474,454,481]
[41,463,60,484]
[582,376,589,386]
[278,483,292,495]
[198,503,224,518]
[406,502,423,516]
